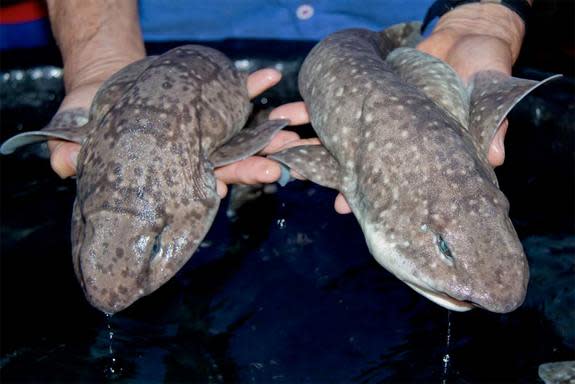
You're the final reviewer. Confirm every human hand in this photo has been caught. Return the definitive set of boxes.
[417,2,527,167]
[48,82,104,179]
[47,0,146,177]
[417,32,512,167]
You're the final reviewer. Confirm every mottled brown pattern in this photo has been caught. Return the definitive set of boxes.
[2,45,288,314]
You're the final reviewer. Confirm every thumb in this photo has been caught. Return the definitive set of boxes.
[488,119,508,167]
[48,140,81,178]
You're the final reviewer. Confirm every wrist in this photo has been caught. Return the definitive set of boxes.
[62,48,144,93]
[46,0,145,93]
[427,3,526,63]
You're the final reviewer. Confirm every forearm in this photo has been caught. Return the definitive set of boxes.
[46,0,145,94]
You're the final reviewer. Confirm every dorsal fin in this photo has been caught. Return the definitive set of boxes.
[468,71,561,155]
[386,47,469,128]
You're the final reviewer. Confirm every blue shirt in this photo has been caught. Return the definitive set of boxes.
[140,0,432,41]
[1,0,433,50]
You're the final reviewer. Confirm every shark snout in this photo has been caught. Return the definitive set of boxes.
[74,214,186,313]
[465,260,529,313]
[403,238,529,313]
[433,249,529,313]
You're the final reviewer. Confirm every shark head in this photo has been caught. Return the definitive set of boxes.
[361,157,529,313]
[70,123,221,315]
[71,188,218,314]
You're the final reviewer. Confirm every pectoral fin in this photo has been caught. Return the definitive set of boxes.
[0,108,91,155]
[269,144,342,190]
[1,57,159,156]
[468,71,561,155]
[210,119,289,167]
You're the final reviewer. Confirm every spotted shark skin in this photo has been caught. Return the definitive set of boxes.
[1,45,288,314]
[271,22,560,313]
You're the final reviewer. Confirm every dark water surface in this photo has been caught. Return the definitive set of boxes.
[1,33,574,383]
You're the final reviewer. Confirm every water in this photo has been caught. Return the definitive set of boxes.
[1,38,574,382]
[442,311,451,384]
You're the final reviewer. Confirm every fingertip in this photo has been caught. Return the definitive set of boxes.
[275,130,301,144]
[258,159,282,183]
[488,120,508,167]
[269,102,309,125]
[247,68,282,98]
[334,194,352,214]
[215,157,282,185]
[258,68,282,84]
[216,180,228,198]
[49,142,75,179]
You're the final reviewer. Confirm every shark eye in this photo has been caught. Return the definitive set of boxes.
[436,235,454,263]
[151,233,162,257]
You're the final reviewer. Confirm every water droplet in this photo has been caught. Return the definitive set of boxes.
[442,310,452,384]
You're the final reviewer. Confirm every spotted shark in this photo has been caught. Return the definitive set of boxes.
[1,46,288,314]
[271,22,560,313]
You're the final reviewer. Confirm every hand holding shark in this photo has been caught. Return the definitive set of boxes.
[1,46,291,313]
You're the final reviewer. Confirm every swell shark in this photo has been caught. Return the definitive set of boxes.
[271,22,559,313]
[1,45,288,314]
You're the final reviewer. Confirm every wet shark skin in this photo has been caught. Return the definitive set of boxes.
[2,45,288,314]
[272,23,558,313]
[75,46,250,314]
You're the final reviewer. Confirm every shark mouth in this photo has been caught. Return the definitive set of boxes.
[404,281,475,312]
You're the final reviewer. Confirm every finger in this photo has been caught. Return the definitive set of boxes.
[216,179,228,198]
[279,137,321,151]
[259,130,301,155]
[215,156,281,185]
[334,193,352,214]
[269,101,310,126]
[260,133,322,155]
[247,68,282,99]
[488,119,508,167]
[48,140,80,178]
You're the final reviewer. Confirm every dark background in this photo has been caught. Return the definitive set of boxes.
[1,1,574,382]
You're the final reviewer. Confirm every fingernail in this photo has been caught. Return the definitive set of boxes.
[69,151,79,169]
[495,132,505,156]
